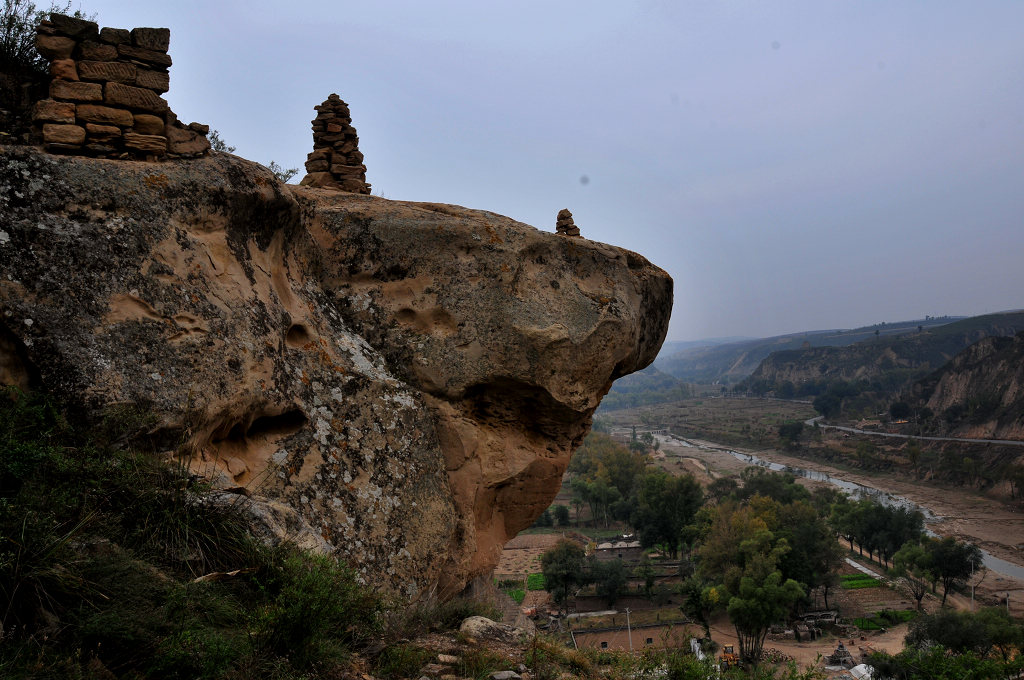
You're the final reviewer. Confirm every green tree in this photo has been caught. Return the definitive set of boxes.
[679,576,722,640]
[267,160,299,183]
[928,537,983,606]
[727,561,804,665]
[635,556,656,599]
[207,129,235,153]
[889,401,912,420]
[540,539,587,613]
[777,421,804,447]
[588,557,627,607]
[631,469,703,558]
[891,541,935,609]
[552,504,570,527]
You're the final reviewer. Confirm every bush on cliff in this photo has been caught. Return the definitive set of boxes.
[0,387,381,679]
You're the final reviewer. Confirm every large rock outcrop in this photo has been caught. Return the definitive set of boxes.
[0,145,671,598]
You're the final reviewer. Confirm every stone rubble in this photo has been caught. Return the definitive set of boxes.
[299,93,371,194]
[555,208,581,237]
[31,13,209,159]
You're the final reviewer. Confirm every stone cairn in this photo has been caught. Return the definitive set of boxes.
[555,208,581,237]
[299,94,370,194]
[31,13,210,159]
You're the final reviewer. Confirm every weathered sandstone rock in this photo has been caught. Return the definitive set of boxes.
[0,146,671,599]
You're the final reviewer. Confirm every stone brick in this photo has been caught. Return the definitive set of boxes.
[299,172,335,187]
[135,68,170,93]
[33,99,76,124]
[48,13,98,39]
[99,27,130,45]
[78,60,136,84]
[330,164,367,179]
[166,124,210,155]
[76,104,134,127]
[338,178,368,193]
[36,34,75,60]
[117,43,172,68]
[50,59,78,81]
[105,82,167,113]
[132,113,165,135]
[307,150,330,162]
[78,41,118,61]
[305,159,329,172]
[123,132,167,153]
[50,80,103,102]
[42,123,86,145]
[85,123,121,141]
[131,27,170,52]
[187,122,209,134]
[85,143,117,155]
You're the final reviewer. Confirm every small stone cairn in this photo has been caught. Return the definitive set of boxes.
[31,13,210,159]
[555,208,581,237]
[299,94,370,194]
[826,642,855,669]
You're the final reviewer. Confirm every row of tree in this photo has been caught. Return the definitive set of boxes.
[545,452,993,667]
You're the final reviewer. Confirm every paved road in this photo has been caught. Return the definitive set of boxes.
[804,416,1024,447]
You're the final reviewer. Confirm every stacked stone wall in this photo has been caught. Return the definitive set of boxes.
[299,94,370,194]
[31,13,209,159]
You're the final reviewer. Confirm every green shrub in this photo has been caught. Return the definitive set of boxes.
[0,390,387,679]
[251,550,381,669]
[527,572,545,590]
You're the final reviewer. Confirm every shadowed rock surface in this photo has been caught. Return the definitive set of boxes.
[0,145,672,598]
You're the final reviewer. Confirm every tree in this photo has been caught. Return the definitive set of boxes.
[540,539,587,613]
[679,576,722,640]
[727,563,804,665]
[631,469,703,558]
[889,401,912,421]
[268,160,299,183]
[552,504,570,527]
[775,500,843,608]
[208,129,235,153]
[777,421,803,447]
[635,556,656,599]
[707,476,738,503]
[891,541,935,610]
[929,537,983,606]
[588,557,627,607]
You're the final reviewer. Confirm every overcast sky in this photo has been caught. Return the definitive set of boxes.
[78,1,1024,341]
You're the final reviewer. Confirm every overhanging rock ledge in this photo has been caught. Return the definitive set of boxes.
[0,146,672,598]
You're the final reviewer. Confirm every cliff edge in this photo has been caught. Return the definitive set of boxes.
[0,146,672,598]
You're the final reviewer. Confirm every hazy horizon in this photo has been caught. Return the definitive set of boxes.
[78,1,1024,342]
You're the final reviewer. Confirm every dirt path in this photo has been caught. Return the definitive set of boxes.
[704,612,906,672]
[657,434,1024,616]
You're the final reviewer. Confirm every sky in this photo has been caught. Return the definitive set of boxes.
[74,1,1024,342]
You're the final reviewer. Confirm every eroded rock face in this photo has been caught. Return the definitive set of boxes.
[0,146,671,598]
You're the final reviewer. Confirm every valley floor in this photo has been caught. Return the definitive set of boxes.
[656,434,1024,617]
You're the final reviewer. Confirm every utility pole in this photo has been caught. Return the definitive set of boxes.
[626,608,633,651]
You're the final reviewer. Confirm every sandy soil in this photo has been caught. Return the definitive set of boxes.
[657,434,1024,616]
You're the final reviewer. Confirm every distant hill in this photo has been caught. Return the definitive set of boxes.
[600,365,691,411]
[658,337,753,357]
[655,316,962,384]
[750,311,1024,388]
[910,332,1024,441]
